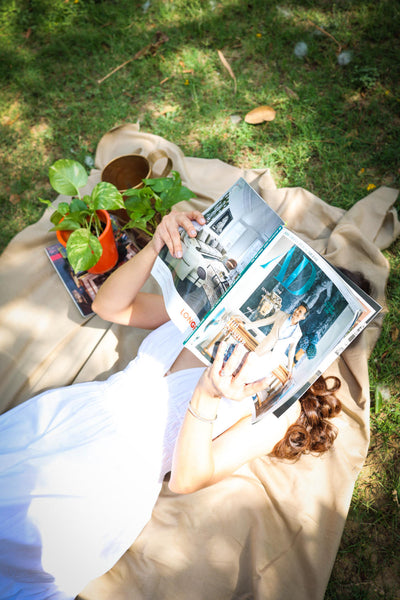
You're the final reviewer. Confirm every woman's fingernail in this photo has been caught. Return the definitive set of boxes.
[190,229,196,236]
[175,251,183,258]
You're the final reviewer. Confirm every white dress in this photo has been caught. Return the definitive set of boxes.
[0,321,254,600]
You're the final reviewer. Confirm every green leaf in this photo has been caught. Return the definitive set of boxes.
[66,228,103,272]
[123,171,194,228]
[122,187,144,199]
[49,160,88,196]
[49,200,89,229]
[144,176,173,193]
[70,198,89,213]
[156,185,192,215]
[91,182,125,210]
[151,171,194,216]
[123,187,154,202]
[374,383,391,414]
[124,194,153,216]
[57,202,73,215]
[123,218,154,237]
[81,194,94,211]
[50,216,81,231]
[143,170,182,193]
[170,184,194,203]
[133,208,156,222]
[50,211,64,226]
[50,210,65,225]
[132,216,152,229]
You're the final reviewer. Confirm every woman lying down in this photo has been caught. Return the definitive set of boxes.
[0,210,342,600]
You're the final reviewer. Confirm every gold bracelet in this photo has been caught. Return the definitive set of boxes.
[187,401,217,424]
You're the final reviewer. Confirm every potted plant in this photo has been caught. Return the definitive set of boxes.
[41,159,125,274]
[122,170,195,248]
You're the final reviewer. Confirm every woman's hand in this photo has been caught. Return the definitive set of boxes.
[199,342,272,401]
[171,341,293,494]
[93,209,205,328]
[151,210,205,258]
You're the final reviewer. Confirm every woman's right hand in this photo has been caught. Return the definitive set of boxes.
[151,210,206,258]
[198,342,272,402]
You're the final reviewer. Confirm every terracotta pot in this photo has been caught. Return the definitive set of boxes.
[56,210,118,274]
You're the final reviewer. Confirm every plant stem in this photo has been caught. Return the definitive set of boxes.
[134,225,154,237]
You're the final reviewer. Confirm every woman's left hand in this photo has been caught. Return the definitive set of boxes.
[199,342,271,401]
[151,210,205,258]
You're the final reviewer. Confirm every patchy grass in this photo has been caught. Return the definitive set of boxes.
[326,393,400,599]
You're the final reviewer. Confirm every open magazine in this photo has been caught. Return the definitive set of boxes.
[151,178,381,422]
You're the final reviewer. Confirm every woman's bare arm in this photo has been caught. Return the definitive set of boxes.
[169,344,300,494]
[92,210,205,329]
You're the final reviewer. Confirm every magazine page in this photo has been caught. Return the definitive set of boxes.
[184,227,367,421]
[151,177,284,335]
[272,274,381,418]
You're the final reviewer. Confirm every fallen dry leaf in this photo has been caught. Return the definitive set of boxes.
[2,113,20,127]
[154,105,179,117]
[9,194,21,205]
[244,105,276,124]
[217,49,237,93]
[391,326,399,342]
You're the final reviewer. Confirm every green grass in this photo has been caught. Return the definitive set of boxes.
[1,1,399,597]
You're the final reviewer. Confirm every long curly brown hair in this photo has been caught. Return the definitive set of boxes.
[271,375,342,460]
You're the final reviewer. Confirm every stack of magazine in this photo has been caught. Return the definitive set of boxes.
[151,178,381,421]
[45,223,138,317]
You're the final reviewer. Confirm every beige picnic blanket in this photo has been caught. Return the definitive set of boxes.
[0,124,399,600]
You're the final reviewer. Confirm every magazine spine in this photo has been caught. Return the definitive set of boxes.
[45,245,92,318]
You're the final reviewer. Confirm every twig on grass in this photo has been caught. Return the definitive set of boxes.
[307,20,343,53]
[97,32,169,84]
[217,49,237,94]
[98,58,134,84]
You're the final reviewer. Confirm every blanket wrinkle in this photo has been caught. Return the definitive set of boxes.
[326,225,391,280]
[0,124,399,600]
[258,186,345,239]
[257,524,303,576]
[338,186,400,248]
[339,353,370,412]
